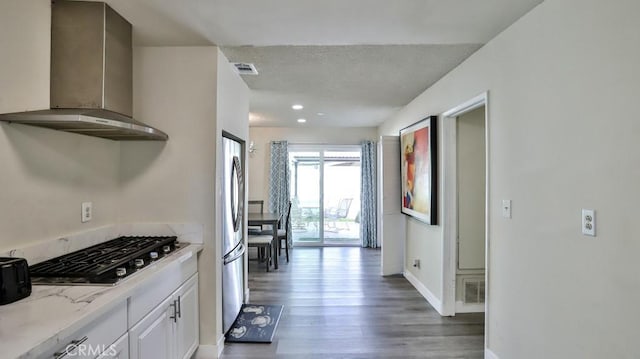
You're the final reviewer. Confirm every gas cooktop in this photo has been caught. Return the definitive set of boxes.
[29,236,181,286]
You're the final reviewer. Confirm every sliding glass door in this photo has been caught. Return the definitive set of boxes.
[289,146,361,246]
[322,150,360,245]
[289,150,322,245]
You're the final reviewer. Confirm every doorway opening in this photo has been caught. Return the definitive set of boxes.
[288,145,361,246]
[454,105,486,313]
[442,92,489,335]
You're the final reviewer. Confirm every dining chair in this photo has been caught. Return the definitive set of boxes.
[247,234,272,272]
[260,201,292,263]
[247,200,265,234]
[248,200,264,213]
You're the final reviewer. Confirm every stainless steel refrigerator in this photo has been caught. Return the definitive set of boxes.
[222,132,246,334]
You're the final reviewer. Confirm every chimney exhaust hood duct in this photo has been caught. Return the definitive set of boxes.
[0,1,168,141]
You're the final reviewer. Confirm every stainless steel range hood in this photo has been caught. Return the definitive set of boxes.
[0,1,168,141]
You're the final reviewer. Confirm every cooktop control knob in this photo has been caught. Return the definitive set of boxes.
[162,245,171,253]
[116,267,127,277]
[135,259,145,268]
[150,251,159,260]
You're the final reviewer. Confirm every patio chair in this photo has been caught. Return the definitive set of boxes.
[324,198,353,230]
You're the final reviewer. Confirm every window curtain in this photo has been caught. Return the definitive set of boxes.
[268,141,292,246]
[360,140,378,248]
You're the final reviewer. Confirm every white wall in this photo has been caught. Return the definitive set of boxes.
[248,126,377,206]
[215,49,250,345]
[1,3,250,353]
[457,106,485,270]
[378,136,406,275]
[379,0,640,357]
[0,0,120,251]
[122,47,249,351]
[121,46,219,348]
[217,52,250,142]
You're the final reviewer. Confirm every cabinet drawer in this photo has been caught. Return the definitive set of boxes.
[42,301,127,359]
[128,250,197,327]
[97,333,128,359]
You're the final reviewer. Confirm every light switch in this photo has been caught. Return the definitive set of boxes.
[582,209,595,236]
[502,200,512,219]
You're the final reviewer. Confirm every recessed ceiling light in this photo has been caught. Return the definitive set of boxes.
[249,113,261,122]
[297,118,307,123]
[317,112,325,116]
[292,104,304,110]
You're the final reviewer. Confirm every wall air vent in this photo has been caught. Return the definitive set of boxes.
[232,62,259,75]
[463,278,485,304]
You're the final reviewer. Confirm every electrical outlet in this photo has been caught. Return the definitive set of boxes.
[581,209,595,236]
[81,202,92,223]
[502,200,512,219]
[413,259,420,268]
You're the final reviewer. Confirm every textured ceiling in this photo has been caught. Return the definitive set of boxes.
[96,0,544,127]
[221,45,482,127]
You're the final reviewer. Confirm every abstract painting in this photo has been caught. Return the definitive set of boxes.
[400,115,437,225]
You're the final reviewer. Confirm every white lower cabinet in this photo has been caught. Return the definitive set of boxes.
[129,273,199,359]
[176,274,199,359]
[42,301,127,359]
[129,295,175,359]
[97,333,129,359]
[35,253,199,359]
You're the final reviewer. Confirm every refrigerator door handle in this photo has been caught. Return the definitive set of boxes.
[230,156,244,233]
[223,241,246,265]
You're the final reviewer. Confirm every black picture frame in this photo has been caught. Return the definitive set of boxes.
[399,115,437,225]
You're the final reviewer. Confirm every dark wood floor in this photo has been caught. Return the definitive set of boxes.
[221,247,484,358]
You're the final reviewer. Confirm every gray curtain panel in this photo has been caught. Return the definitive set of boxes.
[360,140,378,248]
[268,141,292,246]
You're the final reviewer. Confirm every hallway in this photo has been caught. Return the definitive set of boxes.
[221,247,484,358]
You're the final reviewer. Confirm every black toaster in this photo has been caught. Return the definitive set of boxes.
[0,257,32,305]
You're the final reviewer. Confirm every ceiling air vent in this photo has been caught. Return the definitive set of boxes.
[232,62,259,75]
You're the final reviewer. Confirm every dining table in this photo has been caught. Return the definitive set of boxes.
[247,212,282,270]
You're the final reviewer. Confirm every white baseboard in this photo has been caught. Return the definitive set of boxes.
[194,335,226,359]
[403,270,444,315]
[485,348,499,359]
[455,300,485,313]
[194,345,217,359]
[217,335,225,358]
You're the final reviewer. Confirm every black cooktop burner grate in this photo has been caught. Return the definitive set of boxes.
[29,236,177,280]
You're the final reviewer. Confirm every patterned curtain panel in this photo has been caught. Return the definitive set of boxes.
[360,140,378,248]
[268,141,292,246]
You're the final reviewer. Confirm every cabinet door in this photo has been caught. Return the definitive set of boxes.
[129,296,175,359]
[176,274,199,359]
[97,333,129,359]
[40,301,127,359]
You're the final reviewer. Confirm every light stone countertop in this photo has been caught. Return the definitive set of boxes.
[0,243,203,359]
[0,224,204,359]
